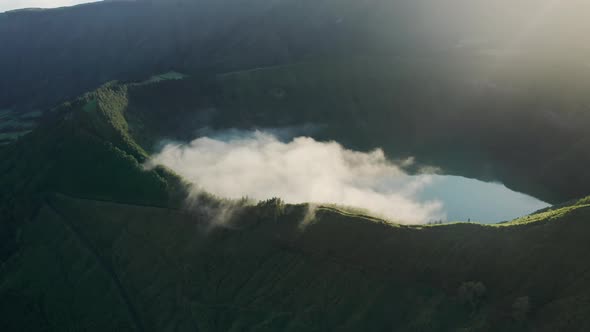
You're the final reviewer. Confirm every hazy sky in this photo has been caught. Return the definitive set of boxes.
[0,0,98,12]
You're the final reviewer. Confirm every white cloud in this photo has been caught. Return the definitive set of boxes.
[147,131,445,224]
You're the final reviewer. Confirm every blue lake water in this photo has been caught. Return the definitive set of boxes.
[416,175,550,223]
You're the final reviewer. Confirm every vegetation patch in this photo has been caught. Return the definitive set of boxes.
[136,71,188,86]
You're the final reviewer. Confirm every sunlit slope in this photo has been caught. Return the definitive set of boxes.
[1,76,590,331]
[0,82,186,259]
[99,59,590,204]
[3,193,590,331]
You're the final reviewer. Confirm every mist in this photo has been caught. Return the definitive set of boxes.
[147,131,445,224]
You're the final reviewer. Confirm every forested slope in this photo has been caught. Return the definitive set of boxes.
[1,75,590,331]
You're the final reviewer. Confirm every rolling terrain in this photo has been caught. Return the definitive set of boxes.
[2,1,590,331]
[0,77,590,331]
[2,0,589,112]
[3,0,590,203]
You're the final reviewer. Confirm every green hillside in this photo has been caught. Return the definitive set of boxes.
[1,76,590,331]
[45,60,590,204]
[3,192,590,331]
[2,1,590,331]
[0,82,187,260]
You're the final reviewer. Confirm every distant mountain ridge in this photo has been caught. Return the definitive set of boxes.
[1,0,589,112]
[2,0,590,204]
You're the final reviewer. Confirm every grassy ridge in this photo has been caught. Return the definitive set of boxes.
[78,58,590,204]
[2,193,590,331]
[0,83,187,260]
[1,74,590,331]
[2,2,590,329]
